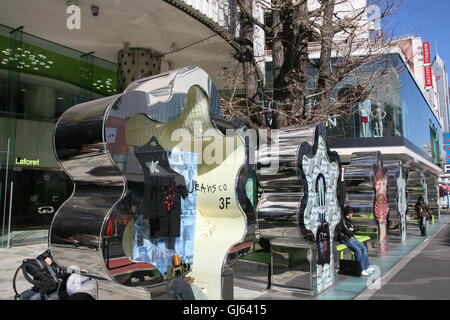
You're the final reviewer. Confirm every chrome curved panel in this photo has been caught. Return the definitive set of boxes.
[51,96,150,299]
[51,67,247,300]
[51,96,120,274]
[256,124,344,294]
[384,160,407,241]
[225,157,256,264]
[343,152,389,254]
[425,174,440,218]
[406,169,425,216]
[124,66,222,122]
[343,152,383,216]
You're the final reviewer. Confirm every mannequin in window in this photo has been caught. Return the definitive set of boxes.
[371,106,387,137]
[358,99,372,137]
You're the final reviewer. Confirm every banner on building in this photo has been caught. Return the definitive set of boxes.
[423,42,431,64]
[424,65,433,87]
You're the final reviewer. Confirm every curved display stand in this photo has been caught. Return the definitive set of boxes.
[406,170,426,219]
[51,67,249,300]
[256,124,344,295]
[384,160,408,242]
[343,152,389,255]
[425,174,440,219]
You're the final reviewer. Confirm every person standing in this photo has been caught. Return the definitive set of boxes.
[336,206,374,276]
[415,196,431,236]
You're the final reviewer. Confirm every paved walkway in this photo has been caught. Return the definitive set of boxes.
[233,215,450,300]
[367,217,450,300]
[0,242,48,300]
[1,215,448,300]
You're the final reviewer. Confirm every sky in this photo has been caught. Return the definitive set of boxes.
[386,0,450,67]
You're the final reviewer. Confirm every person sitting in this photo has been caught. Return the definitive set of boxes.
[16,249,95,300]
[415,196,431,236]
[336,206,374,276]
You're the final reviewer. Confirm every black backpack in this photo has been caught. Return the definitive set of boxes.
[13,258,60,300]
[166,277,195,300]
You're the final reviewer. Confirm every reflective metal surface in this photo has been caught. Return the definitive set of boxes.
[256,124,344,295]
[224,126,257,265]
[425,174,440,219]
[124,66,222,121]
[384,160,407,241]
[52,95,150,299]
[51,67,249,300]
[343,152,389,254]
[406,169,426,217]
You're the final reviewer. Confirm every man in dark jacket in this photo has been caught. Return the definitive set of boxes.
[415,196,431,236]
[336,206,373,276]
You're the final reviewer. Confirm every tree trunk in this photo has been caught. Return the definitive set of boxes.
[271,0,309,128]
[238,0,264,127]
[316,0,336,114]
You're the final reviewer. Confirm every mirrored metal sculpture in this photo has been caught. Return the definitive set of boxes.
[424,174,439,219]
[343,152,389,255]
[256,124,344,295]
[51,67,249,300]
[384,160,407,242]
[406,170,426,219]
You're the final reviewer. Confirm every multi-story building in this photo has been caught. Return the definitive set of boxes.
[263,2,444,177]
[432,53,450,133]
[0,0,266,245]
[1,0,445,247]
[392,36,442,121]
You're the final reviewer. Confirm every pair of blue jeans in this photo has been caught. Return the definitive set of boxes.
[342,237,370,271]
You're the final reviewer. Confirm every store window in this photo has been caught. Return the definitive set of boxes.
[0,24,117,245]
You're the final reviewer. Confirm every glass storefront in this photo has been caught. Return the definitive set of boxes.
[0,24,118,247]
[263,53,442,165]
[325,53,442,165]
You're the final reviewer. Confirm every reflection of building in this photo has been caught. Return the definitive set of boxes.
[328,50,442,177]
[392,36,442,125]
[0,0,265,245]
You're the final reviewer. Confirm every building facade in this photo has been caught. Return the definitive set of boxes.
[393,36,443,126]
[432,54,450,133]
[327,50,443,174]
[0,0,265,246]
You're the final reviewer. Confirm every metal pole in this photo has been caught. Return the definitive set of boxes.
[2,138,10,248]
[6,181,13,249]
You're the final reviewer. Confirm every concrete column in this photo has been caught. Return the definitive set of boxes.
[117,47,162,91]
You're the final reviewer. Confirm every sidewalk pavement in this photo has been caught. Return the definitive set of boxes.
[234,215,450,300]
[0,242,48,300]
[1,215,448,300]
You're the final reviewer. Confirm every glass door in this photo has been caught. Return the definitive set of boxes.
[0,27,22,248]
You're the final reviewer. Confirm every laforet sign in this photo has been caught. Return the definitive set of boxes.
[15,157,40,166]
